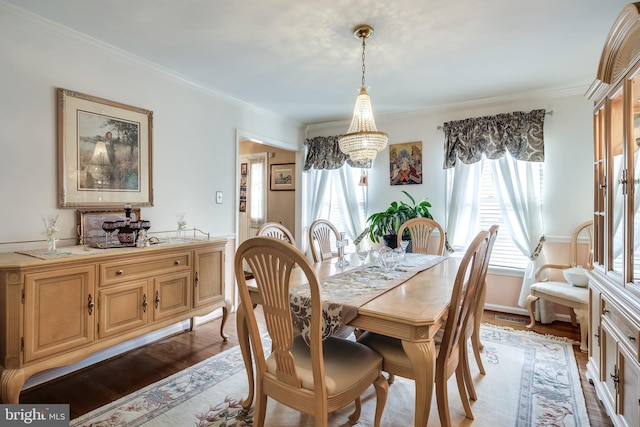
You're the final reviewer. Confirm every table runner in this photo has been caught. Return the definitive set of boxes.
[291,254,448,342]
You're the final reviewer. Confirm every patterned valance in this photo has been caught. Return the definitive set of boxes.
[443,109,546,169]
[303,136,371,171]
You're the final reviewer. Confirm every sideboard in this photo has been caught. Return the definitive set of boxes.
[0,238,231,404]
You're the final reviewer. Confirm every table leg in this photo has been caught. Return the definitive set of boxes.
[402,339,436,427]
[236,302,254,409]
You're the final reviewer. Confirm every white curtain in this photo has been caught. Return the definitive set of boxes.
[488,155,549,322]
[445,161,481,251]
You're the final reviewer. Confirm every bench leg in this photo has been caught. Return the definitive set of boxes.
[574,308,589,353]
[525,294,539,329]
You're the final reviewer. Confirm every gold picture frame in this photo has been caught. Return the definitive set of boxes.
[77,208,140,245]
[389,141,423,185]
[270,163,295,191]
[57,88,154,207]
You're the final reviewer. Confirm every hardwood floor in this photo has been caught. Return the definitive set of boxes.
[20,309,613,425]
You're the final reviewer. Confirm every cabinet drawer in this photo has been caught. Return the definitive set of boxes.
[603,298,640,360]
[100,252,191,286]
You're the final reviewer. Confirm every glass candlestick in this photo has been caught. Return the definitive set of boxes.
[336,232,350,267]
[176,212,187,240]
[41,214,59,252]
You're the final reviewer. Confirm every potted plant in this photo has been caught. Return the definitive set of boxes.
[366,190,433,248]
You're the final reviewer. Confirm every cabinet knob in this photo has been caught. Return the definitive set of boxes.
[142,294,148,313]
[155,291,160,309]
[629,335,636,341]
[175,260,181,265]
[116,269,124,275]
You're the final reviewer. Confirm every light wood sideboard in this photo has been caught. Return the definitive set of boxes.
[0,238,231,404]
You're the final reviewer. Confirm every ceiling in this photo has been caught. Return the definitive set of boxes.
[3,0,631,125]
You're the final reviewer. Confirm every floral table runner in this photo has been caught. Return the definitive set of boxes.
[291,253,448,342]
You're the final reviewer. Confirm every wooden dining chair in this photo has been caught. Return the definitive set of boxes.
[460,224,498,402]
[257,222,295,245]
[235,237,388,427]
[396,218,445,255]
[309,219,340,262]
[358,230,490,426]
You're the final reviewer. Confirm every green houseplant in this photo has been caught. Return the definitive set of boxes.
[366,190,433,247]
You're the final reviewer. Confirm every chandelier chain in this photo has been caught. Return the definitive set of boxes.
[361,35,366,87]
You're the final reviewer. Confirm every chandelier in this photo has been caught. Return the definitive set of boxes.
[338,24,388,164]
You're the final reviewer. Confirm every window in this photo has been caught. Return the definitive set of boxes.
[446,155,543,270]
[316,167,367,253]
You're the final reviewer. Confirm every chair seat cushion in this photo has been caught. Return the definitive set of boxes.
[357,331,429,375]
[266,335,382,395]
[530,281,588,304]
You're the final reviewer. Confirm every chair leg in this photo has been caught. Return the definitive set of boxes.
[436,375,452,427]
[371,373,389,427]
[253,391,268,427]
[456,365,474,419]
[471,328,485,375]
[525,294,539,329]
[461,343,478,401]
[347,397,361,425]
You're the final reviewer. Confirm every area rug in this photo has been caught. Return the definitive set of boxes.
[70,324,590,427]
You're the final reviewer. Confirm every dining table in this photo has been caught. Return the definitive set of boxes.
[236,251,462,427]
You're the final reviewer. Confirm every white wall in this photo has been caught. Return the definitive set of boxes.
[306,92,594,238]
[0,4,305,251]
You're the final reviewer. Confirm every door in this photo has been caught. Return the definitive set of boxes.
[238,153,267,247]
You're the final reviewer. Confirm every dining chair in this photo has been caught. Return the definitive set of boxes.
[358,230,490,426]
[396,218,445,255]
[460,224,498,402]
[309,219,340,262]
[525,220,593,352]
[234,236,388,427]
[257,222,295,245]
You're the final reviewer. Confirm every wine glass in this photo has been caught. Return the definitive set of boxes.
[400,239,410,257]
[356,243,369,273]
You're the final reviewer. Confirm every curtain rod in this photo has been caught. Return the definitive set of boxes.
[436,110,553,130]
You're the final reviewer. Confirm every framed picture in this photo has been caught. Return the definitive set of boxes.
[77,208,140,245]
[389,141,423,185]
[270,163,295,191]
[57,88,154,207]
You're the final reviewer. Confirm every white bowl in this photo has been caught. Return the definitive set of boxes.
[563,267,589,287]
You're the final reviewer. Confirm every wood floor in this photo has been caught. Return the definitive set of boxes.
[20,309,613,425]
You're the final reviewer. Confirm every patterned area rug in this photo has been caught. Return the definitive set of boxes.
[70,324,591,427]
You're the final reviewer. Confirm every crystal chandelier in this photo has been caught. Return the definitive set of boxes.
[338,25,388,164]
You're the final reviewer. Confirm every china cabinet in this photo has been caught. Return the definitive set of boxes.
[0,238,230,404]
[587,3,640,426]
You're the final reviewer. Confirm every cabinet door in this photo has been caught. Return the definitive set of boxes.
[193,245,225,308]
[601,320,620,410]
[589,286,602,367]
[152,271,191,321]
[24,265,95,362]
[98,281,148,338]
[619,343,640,427]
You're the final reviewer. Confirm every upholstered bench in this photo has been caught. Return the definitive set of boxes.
[525,277,588,352]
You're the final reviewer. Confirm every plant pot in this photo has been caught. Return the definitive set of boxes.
[382,234,398,249]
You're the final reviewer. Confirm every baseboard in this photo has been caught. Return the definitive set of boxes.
[484,303,573,323]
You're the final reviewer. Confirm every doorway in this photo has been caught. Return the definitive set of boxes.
[235,131,298,250]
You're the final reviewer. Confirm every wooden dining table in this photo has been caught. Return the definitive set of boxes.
[236,252,462,427]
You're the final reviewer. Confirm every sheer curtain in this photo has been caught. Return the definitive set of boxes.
[443,109,550,320]
[303,136,368,255]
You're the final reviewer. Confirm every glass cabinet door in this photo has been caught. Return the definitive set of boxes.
[594,107,605,267]
[631,74,640,287]
[610,87,625,278]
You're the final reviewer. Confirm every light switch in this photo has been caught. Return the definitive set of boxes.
[216,191,223,204]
